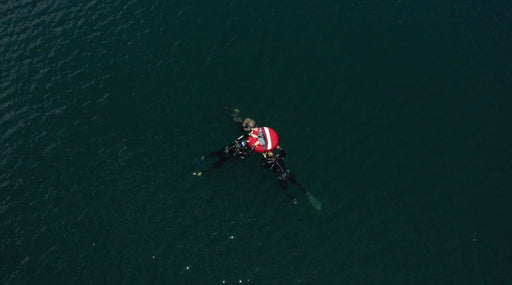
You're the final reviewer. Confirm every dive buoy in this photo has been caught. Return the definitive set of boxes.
[247,127,279,153]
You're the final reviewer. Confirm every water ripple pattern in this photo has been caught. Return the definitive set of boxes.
[1,0,511,284]
[0,0,171,283]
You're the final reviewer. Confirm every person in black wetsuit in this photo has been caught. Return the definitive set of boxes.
[193,135,254,176]
[261,145,306,204]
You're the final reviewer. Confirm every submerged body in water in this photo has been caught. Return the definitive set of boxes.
[193,135,254,176]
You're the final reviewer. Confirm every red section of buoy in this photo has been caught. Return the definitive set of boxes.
[247,127,279,153]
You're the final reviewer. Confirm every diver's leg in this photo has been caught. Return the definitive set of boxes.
[288,173,306,193]
[279,180,296,203]
[203,155,230,173]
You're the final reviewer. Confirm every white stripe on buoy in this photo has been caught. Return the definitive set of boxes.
[264,127,272,150]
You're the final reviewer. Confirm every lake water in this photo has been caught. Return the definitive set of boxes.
[1,0,511,284]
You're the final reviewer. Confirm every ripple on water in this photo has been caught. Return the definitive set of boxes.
[1,0,217,283]
[1,1,135,283]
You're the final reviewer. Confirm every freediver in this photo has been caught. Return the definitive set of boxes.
[261,145,306,204]
[193,135,254,176]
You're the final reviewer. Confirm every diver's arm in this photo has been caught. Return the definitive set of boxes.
[205,148,226,158]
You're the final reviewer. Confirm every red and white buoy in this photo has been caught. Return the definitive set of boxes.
[247,127,279,153]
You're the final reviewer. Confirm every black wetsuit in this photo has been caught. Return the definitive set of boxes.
[261,148,305,201]
[202,135,253,173]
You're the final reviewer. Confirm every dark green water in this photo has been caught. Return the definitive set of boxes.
[2,0,511,284]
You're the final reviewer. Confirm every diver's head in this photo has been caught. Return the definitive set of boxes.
[242,118,256,132]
